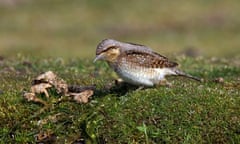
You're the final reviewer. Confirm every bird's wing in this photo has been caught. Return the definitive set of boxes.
[120,42,154,53]
[120,50,178,68]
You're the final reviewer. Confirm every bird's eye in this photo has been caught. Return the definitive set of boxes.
[102,46,117,53]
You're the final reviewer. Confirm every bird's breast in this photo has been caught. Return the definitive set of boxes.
[109,60,169,86]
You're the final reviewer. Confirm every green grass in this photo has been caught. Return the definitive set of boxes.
[0,56,239,143]
[0,0,240,58]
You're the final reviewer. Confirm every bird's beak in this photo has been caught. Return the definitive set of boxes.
[93,53,105,63]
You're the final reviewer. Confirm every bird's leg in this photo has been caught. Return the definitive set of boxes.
[136,85,145,91]
[157,79,172,88]
[114,78,124,86]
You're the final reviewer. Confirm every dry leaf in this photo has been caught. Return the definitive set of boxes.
[23,92,47,105]
[24,71,95,104]
[35,130,56,143]
[30,83,52,98]
[53,79,68,95]
[35,71,57,84]
[69,90,94,103]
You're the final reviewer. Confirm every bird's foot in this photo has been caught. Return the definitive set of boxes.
[136,86,146,91]
[157,80,173,88]
[114,78,124,86]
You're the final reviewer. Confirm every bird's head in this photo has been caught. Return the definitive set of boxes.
[94,39,121,63]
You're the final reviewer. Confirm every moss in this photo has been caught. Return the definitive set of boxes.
[0,56,239,143]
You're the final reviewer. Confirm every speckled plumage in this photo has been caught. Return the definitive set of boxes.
[94,39,200,86]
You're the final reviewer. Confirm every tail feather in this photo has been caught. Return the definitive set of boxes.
[174,69,201,82]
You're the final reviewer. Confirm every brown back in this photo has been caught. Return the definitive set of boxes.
[119,50,178,68]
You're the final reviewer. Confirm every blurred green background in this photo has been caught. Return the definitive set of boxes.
[0,0,240,59]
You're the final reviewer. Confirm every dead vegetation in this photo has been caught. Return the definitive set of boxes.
[23,71,95,104]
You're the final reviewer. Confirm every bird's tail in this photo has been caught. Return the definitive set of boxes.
[174,69,201,82]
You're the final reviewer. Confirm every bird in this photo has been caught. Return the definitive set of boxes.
[94,39,201,87]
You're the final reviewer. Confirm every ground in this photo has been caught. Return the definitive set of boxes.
[0,55,239,143]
